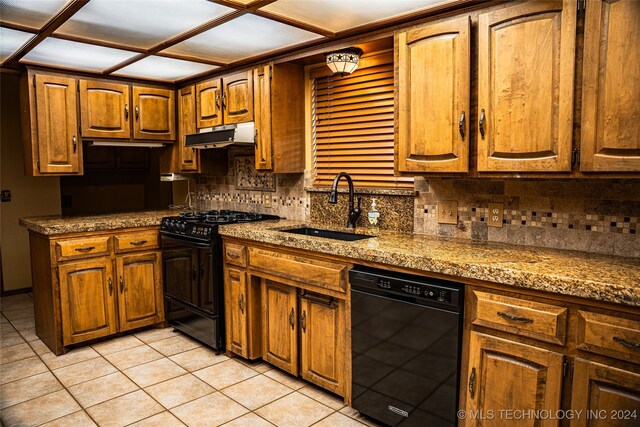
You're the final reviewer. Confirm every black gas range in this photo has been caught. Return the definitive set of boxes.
[160,210,279,350]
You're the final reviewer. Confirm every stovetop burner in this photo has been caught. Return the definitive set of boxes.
[162,210,279,240]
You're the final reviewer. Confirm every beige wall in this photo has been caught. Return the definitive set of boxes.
[1,73,61,292]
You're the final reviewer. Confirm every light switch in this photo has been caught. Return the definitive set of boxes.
[437,201,458,224]
[488,203,503,227]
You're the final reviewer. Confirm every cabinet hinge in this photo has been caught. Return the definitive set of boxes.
[572,148,581,166]
[563,359,574,379]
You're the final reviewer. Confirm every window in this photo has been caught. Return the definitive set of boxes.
[311,51,413,188]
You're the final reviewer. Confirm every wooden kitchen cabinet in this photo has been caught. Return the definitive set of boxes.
[223,71,253,125]
[115,251,163,331]
[196,79,223,128]
[21,73,82,175]
[580,0,640,172]
[58,257,118,345]
[253,64,305,172]
[161,85,199,174]
[262,279,299,375]
[132,86,175,141]
[299,292,345,396]
[225,268,248,357]
[477,0,576,172]
[464,332,564,426]
[396,15,471,173]
[79,80,131,139]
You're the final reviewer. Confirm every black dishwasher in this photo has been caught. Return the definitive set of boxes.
[350,265,464,427]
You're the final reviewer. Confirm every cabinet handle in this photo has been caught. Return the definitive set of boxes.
[129,240,147,246]
[229,272,240,281]
[119,276,124,293]
[72,135,77,153]
[227,252,240,259]
[289,308,294,330]
[108,278,113,295]
[239,294,244,314]
[458,111,465,141]
[301,310,306,333]
[135,105,139,121]
[221,91,226,109]
[125,104,129,120]
[215,93,221,111]
[468,367,476,399]
[613,336,640,350]
[479,109,486,140]
[192,266,197,281]
[497,311,533,324]
[75,246,95,252]
[200,264,205,280]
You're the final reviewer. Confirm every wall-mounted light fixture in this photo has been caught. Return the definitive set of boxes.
[325,47,363,76]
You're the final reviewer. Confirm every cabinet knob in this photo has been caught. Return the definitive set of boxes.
[108,278,113,295]
[135,105,139,121]
[289,307,295,330]
[479,109,486,140]
[125,104,129,121]
[458,111,465,141]
[72,135,77,153]
[119,276,124,293]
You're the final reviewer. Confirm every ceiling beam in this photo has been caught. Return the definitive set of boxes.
[102,0,277,75]
[2,0,90,68]
[254,10,335,37]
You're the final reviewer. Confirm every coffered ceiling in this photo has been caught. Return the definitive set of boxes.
[0,0,464,83]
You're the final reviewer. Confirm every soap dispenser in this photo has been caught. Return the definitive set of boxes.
[368,198,380,228]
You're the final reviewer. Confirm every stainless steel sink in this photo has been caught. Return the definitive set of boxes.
[281,227,373,241]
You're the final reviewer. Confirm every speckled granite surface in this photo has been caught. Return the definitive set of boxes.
[219,220,640,308]
[19,210,175,235]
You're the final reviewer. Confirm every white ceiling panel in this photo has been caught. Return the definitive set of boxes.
[261,0,449,33]
[0,0,69,29]
[55,0,234,49]
[163,14,322,64]
[113,55,218,82]
[0,27,35,62]
[21,37,138,72]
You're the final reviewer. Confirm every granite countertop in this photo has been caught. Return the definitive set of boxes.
[219,219,640,308]
[19,210,175,235]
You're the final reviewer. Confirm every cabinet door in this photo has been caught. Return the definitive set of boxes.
[262,280,298,375]
[225,267,248,357]
[132,86,175,141]
[58,257,117,345]
[396,15,470,173]
[581,0,640,172]
[178,85,199,172]
[34,74,80,174]
[465,332,564,427]
[477,0,575,172]
[116,251,164,331]
[571,359,640,427]
[299,293,345,395]
[223,71,253,125]
[196,79,223,128]
[253,66,272,170]
[79,80,130,139]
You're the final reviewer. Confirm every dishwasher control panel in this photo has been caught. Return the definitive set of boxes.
[350,265,462,310]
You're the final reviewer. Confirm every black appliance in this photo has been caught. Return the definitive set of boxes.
[160,210,278,350]
[350,265,464,426]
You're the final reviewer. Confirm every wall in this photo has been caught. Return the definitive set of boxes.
[1,73,61,292]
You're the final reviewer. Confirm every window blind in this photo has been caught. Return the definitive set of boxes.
[311,52,413,188]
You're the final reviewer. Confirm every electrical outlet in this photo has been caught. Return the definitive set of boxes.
[488,203,503,227]
[263,192,272,208]
[437,201,458,224]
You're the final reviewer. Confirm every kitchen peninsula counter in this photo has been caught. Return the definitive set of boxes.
[220,219,640,308]
[19,210,174,235]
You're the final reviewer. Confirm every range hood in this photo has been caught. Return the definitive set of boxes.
[185,122,255,149]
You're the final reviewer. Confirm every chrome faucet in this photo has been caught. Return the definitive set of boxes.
[328,172,361,229]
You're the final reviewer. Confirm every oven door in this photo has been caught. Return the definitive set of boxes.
[161,234,216,315]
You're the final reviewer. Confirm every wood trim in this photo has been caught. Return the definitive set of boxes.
[254,10,336,37]
[2,0,90,68]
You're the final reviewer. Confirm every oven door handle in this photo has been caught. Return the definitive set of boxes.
[160,234,212,249]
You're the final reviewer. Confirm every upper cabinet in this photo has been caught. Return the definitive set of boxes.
[132,86,175,141]
[161,85,199,174]
[79,80,130,139]
[580,0,640,172]
[477,0,576,172]
[21,73,82,175]
[253,63,305,173]
[195,70,253,128]
[396,15,471,173]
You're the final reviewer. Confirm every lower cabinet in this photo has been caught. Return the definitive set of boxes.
[262,280,299,375]
[116,251,163,331]
[225,268,249,358]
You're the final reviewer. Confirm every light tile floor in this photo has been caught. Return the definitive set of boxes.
[0,294,383,427]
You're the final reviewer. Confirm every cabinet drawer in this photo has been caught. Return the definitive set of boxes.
[577,310,640,364]
[249,247,347,294]
[470,290,568,345]
[225,243,247,267]
[114,231,159,253]
[55,236,111,260]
